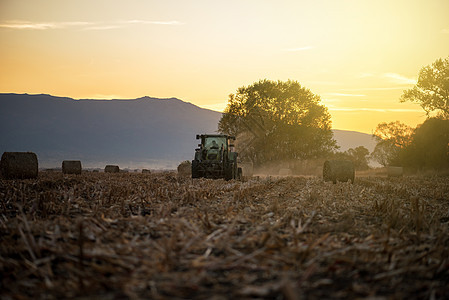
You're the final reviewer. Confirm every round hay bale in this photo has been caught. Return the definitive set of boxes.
[62,160,82,175]
[177,160,191,177]
[0,152,38,179]
[104,165,120,173]
[323,160,355,184]
[387,166,403,178]
[142,169,151,174]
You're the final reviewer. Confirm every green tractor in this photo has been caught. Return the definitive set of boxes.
[191,134,242,180]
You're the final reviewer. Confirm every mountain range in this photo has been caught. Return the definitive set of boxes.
[0,93,376,169]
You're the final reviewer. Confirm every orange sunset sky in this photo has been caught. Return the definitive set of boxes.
[1,0,448,133]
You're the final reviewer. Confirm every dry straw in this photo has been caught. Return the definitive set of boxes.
[1,173,448,298]
[62,160,82,175]
[323,160,355,183]
[0,152,38,179]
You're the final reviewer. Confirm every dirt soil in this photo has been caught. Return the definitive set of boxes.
[1,172,449,299]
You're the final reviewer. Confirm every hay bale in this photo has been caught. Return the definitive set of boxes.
[177,161,191,177]
[0,152,38,179]
[323,160,355,184]
[142,169,151,174]
[104,165,120,173]
[62,160,82,175]
[387,166,403,178]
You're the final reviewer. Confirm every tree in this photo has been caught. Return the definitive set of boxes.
[373,121,414,148]
[371,141,401,167]
[218,79,337,165]
[401,57,449,119]
[405,118,449,170]
[346,146,370,170]
[371,121,413,166]
[332,146,370,170]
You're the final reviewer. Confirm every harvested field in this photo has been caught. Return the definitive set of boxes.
[1,173,448,299]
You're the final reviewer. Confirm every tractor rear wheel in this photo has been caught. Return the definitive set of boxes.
[224,163,235,180]
[191,160,200,178]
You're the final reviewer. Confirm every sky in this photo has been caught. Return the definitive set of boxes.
[1,0,448,133]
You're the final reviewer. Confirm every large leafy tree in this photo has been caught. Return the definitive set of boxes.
[401,57,449,119]
[218,79,336,164]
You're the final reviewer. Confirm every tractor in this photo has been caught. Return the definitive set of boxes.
[191,134,242,180]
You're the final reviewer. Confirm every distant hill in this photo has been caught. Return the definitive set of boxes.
[0,93,376,169]
[0,94,221,168]
[332,129,376,152]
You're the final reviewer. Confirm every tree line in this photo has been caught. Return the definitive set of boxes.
[371,57,449,171]
[218,57,449,172]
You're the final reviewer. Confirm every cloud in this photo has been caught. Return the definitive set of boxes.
[357,72,374,78]
[341,87,409,91]
[83,25,123,31]
[324,93,366,97]
[283,46,314,52]
[329,107,422,113]
[0,21,95,30]
[353,71,416,86]
[305,80,339,86]
[0,20,183,31]
[383,73,416,85]
[122,20,183,25]
[321,99,340,103]
[0,21,62,30]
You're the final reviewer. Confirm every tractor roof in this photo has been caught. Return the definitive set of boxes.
[197,134,235,139]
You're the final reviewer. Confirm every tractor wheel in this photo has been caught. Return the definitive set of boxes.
[224,163,234,181]
[237,167,243,180]
[191,160,200,178]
